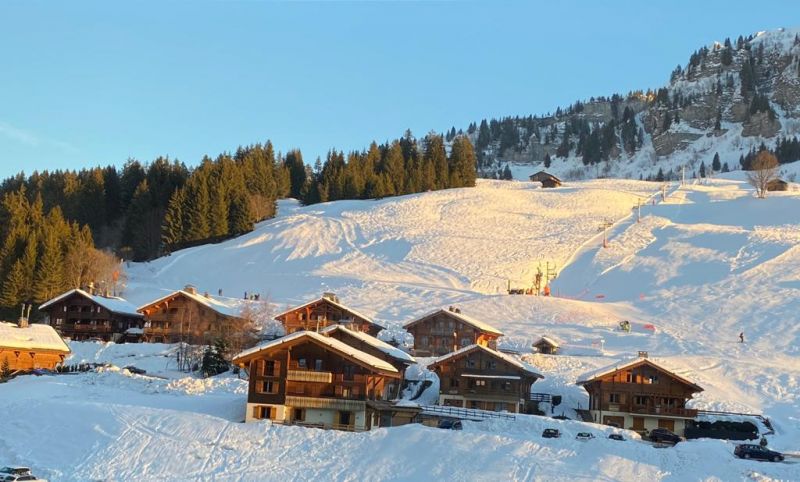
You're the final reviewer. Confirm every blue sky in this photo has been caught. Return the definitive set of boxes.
[0,0,797,178]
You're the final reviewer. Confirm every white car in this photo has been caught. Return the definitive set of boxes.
[0,475,48,482]
[575,432,595,441]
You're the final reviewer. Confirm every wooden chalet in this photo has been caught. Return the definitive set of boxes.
[0,319,70,372]
[533,336,560,355]
[428,344,543,413]
[137,285,246,344]
[576,355,703,436]
[529,170,562,188]
[232,330,402,431]
[275,293,384,337]
[403,307,503,357]
[767,179,788,191]
[38,288,144,343]
[321,324,415,379]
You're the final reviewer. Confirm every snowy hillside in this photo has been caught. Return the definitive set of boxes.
[3,175,800,481]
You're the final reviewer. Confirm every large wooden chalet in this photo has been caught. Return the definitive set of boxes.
[428,344,543,413]
[232,330,401,431]
[0,319,70,371]
[403,307,503,357]
[576,355,703,436]
[38,288,144,342]
[137,285,245,344]
[275,293,384,337]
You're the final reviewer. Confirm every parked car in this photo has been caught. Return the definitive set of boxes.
[575,432,595,441]
[649,428,681,444]
[123,366,146,375]
[608,434,625,441]
[437,419,463,430]
[734,444,784,462]
[542,428,561,438]
[0,475,48,482]
[0,469,30,477]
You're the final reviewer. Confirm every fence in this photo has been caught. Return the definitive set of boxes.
[419,404,516,421]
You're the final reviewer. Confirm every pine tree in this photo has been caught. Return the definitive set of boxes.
[712,152,721,172]
[699,161,706,178]
[656,168,665,182]
[0,260,25,307]
[161,188,185,253]
[207,174,229,239]
[184,177,210,242]
[544,153,552,168]
[502,165,513,180]
[34,228,64,303]
[228,189,253,235]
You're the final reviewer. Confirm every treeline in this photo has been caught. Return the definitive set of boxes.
[0,131,477,283]
[0,188,119,311]
[298,133,477,204]
[739,137,800,170]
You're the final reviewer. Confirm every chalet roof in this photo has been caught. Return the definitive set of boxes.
[232,330,398,374]
[428,344,543,379]
[403,308,504,336]
[274,296,385,331]
[138,289,240,318]
[0,321,71,353]
[529,171,562,183]
[39,288,143,318]
[575,357,703,392]
[533,336,560,348]
[319,324,415,364]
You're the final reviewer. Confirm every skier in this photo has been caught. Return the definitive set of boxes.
[759,436,768,448]
[739,332,744,343]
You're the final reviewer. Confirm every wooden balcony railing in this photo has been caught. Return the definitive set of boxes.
[70,324,113,333]
[287,370,333,383]
[284,396,366,412]
[602,403,697,418]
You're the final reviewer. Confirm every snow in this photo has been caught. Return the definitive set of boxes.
[3,175,800,480]
[140,288,241,318]
[0,321,70,353]
[574,356,702,390]
[38,288,142,317]
[319,324,415,364]
[232,330,398,373]
[274,295,384,330]
[404,307,504,336]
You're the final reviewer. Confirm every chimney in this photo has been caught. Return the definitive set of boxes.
[88,281,95,295]
[18,303,29,328]
[638,351,648,358]
[203,291,210,299]
[322,292,339,303]
[184,284,198,295]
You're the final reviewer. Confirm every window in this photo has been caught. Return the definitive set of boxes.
[314,359,323,371]
[486,360,497,370]
[298,358,307,369]
[420,336,429,347]
[647,375,659,384]
[625,372,633,383]
[502,381,512,391]
[293,408,304,421]
[343,365,356,381]
[609,393,621,403]
[342,387,351,398]
[468,379,486,388]
[257,380,277,394]
[460,338,471,347]
[261,360,275,377]
[633,396,647,406]
[466,358,476,368]
[450,377,460,388]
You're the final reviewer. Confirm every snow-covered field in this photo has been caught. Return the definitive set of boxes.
[3,175,800,481]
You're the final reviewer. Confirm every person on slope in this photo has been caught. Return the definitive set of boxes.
[739,332,744,343]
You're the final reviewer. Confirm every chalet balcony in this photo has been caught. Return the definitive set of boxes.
[287,370,333,383]
[285,395,366,412]
[69,324,113,333]
[601,403,697,418]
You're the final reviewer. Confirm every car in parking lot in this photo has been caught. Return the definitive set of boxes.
[648,428,681,444]
[0,475,48,482]
[0,469,30,478]
[542,428,561,438]
[734,444,784,462]
[437,419,463,430]
[608,433,625,441]
[575,432,595,441]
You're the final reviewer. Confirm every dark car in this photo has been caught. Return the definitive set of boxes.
[542,428,561,438]
[734,444,784,462]
[608,433,625,441]
[123,366,147,375]
[0,469,31,477]
[437,419,463,430]
[649,428,681,444]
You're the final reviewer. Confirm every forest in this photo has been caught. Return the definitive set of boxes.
[0,132,476,315]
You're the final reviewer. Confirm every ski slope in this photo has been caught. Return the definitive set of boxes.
[3,175,800,481]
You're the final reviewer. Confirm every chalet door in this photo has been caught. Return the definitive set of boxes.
[658,419,675,431]
[632,417,645,431]
[603,416,624,428]
[380,412,393,427]
[338,411,352,426]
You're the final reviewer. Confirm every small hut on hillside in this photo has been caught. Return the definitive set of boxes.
[533,336,561,355]
[766,179,788,191]
[529,171,562,188]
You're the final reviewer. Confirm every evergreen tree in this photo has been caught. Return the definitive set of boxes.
[184,177,211,242]
[699,161,706,178]
[544,153,551,168]
[0,260,26,307]
[201,338,229,377]
[228,189,253,236]
[656,167,665,182]
[284,150,306,199]
[34,228,64,303]
[207,174,229,239]
[712,152,721,172]
[502,165,513,180]
[161,188,185,253]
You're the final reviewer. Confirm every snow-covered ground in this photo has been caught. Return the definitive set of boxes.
[2,175,800,481]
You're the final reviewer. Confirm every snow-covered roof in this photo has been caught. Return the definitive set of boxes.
[138,289,240,318]
[275,296,385,330]
[404,308,504,336]
[232,330,398,373]
[39,288,142,317]
[428,344,543,378]
[320,324,415,364]
[533,336,560,348]
[0,322,70,353]
[575,357,703,391]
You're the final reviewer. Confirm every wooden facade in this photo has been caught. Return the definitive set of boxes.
[529,171,562,188]
[137,286,246,344]
[577,357,703,436]
[533,336,560,355]
[38,289,144,343]
[0,321,70,372]
[767,179,788,191]
[404,307,503,357]
[275,293,384,337]
[233,331,401,431]
[428,344,543,413]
